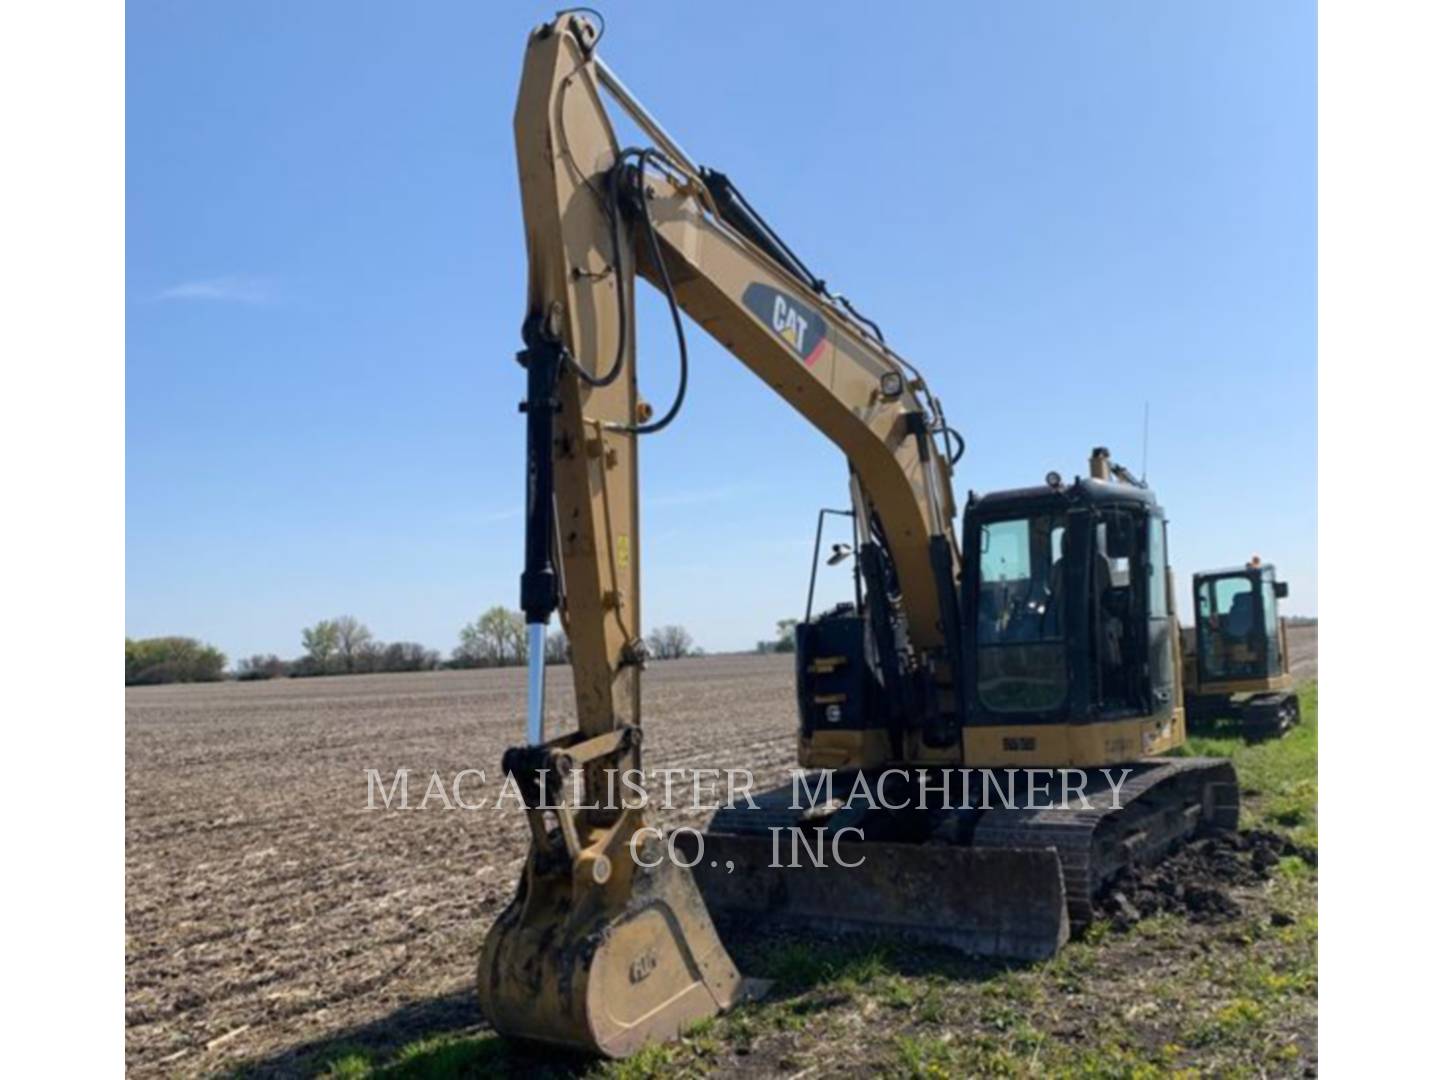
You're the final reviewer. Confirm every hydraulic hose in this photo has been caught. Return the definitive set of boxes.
[622,149,689,435]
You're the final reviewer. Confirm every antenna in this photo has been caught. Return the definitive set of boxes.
[1141,400,1150,483]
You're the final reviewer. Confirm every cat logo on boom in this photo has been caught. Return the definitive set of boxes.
[742,282,828,365]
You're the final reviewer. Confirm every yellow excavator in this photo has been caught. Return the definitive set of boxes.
[1183,560,1303,740]
[479,13,1238,1058]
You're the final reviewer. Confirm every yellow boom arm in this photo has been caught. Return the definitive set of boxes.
[515,13,964,759]
[481,12,965,1057]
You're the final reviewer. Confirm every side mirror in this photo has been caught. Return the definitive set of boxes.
[1274,581,1289,599]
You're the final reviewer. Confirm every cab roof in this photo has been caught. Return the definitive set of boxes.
[1196,563,1275,578]
[967,477,1159,518]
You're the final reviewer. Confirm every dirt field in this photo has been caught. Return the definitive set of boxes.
[125,655,801,1076]
[1286,622,1318,682]
[126,626,1316,1077]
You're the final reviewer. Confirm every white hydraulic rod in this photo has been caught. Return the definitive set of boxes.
[593,57,701,178]
[525,622,547,744]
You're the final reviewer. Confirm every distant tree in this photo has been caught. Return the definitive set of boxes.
[380,641,441,672]
[454,606,528,667]
[646,624,695,661]
[301,619,340,674]
[505,611,528,664]
[453,614,492,668]
[235,653,289,681]
[773,619,798,654]
[333,615,374,673]
[544,630,570,665]
[758,619,798,654]
[351,638,386,674]
[474,609,506,664]
[125,637,227,686]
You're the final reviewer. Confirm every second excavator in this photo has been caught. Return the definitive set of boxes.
[479,13,1239,1058]
[1184,559,1303,740]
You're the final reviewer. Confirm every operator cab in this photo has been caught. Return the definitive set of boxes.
[1193,563,1289,685]
[961,470,1175,726]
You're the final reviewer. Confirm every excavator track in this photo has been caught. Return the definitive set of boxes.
[1241,693,1302,741]
[688,757,1238,958]
[971,757,1240,927]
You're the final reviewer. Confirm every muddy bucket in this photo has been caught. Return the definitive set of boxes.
[479,845,757,1057]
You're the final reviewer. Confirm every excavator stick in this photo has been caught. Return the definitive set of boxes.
[479,16,759,1054]
[478,731,754,1057]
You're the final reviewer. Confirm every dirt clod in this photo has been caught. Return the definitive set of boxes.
[1099,828,1315,929]
[1110,891,1142,925]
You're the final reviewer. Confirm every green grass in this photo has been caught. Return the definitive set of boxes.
[310,1034,519,1079]
[1178,681,1319,849]
[756,938,895,995]
[302,681,1318,1078]
[307,1031,587,1080]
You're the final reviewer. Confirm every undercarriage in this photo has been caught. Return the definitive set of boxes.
[688,758,1240,959]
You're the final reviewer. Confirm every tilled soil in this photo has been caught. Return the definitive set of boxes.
[1286,623,1318,682]
[125,655,798,1077]
[126,628,1317,1077]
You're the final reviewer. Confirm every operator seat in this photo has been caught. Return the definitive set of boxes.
[1225,592,1254,639]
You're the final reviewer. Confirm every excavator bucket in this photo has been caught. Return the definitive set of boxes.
[479,820,757,1058]
[683,832,1070,961]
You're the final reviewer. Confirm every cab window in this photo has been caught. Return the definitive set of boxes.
[1260,575,1282,674]
[1196,573,1263,680]
[1147,516,1167,616]
[975,514,1068,713]
[978,517,1030,587]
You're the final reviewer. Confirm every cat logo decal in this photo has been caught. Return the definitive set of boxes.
[742,283,827,366]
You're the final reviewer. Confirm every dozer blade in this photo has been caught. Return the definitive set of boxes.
[479,852,757,1058]
[683,832,1070,961]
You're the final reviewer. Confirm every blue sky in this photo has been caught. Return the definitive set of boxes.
[126,1,1316,660]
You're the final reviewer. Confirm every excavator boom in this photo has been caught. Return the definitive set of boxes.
[510,13,967,761]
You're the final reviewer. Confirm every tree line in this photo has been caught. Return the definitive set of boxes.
[126,637,227,686]
[125,607,702,685]
[755,619,797,654]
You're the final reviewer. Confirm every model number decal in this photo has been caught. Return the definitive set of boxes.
[742,283,827,365]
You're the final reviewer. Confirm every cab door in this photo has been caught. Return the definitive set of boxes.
[1092,507,1147,715]
[1144,514,1177,716]
[1258,568,1285,677]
